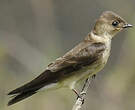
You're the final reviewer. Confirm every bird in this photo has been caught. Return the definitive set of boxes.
[7,11,132,106]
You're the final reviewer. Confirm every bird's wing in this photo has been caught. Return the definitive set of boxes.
[8,41,105,94]
[8,41,105,105]
[48,41,105,72]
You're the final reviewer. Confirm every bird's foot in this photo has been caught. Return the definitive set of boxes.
[72,89,86,104]
[78,91,86,104]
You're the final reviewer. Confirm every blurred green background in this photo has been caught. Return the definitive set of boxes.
[1,0,135,110]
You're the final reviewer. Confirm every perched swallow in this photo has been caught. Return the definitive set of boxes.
[8,11,132,106]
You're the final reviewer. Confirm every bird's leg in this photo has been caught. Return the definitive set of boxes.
[72,74,96,104]
[77,78,89,104]
[79,74,96,103]
[72,88,86,104]
[80,74,96,93]
[72,78,89,98]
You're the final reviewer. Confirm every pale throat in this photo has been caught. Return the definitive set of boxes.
[90,31,112,57]
[90,31,112,43]
[89,31,112,68]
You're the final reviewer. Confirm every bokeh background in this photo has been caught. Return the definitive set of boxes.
[1,0,135,110]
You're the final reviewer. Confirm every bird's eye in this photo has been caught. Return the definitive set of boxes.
[112,21,119,27]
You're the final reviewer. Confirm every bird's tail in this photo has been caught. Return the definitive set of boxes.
[8,91,36,106]
[7,70,59,106]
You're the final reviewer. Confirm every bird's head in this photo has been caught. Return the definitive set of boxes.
[93,11,132,38]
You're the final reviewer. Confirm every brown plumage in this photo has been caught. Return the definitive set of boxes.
[8,11,132,106]
[8,40,105,105]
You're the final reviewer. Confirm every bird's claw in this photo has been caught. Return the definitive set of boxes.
[76,91,86,104]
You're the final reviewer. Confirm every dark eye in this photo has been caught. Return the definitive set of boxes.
[112,21,119,27]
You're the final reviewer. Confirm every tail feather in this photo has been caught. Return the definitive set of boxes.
[8,70,54,95]
[8,91,36,106]
[7,70,58,106]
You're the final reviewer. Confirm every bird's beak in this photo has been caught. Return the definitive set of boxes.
[123,24,133,28]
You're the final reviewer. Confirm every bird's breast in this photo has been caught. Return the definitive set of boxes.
[62,58,107,89]
[101,39,111,64]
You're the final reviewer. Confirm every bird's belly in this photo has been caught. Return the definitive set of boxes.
[62,60,105,89]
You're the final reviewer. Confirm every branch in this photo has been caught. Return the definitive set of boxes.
[72,76,94,110]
